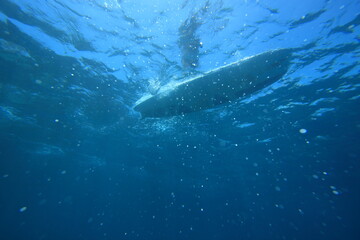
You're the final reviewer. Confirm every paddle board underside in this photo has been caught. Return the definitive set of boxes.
[134,48,293,118]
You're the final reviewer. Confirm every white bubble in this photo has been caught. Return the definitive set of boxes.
[299,128,307,134]
[312,174,319,179]
[19,207,27,212]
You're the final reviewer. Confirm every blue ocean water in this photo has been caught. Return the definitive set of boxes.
[0,0,359,239]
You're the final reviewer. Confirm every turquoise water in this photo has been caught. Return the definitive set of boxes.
[0,0,359,239]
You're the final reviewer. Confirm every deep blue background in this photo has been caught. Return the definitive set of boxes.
[0,0,359,239]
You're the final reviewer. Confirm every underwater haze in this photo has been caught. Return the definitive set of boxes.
[0,0,360,239]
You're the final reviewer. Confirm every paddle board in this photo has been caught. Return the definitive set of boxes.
[134,48,293,118]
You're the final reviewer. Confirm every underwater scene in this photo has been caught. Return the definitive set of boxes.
[0,0,359,239]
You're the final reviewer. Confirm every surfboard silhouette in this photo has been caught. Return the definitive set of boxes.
[134,48,293,118]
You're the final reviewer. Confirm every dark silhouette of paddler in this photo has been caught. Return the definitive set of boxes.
[178,15,203,70]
